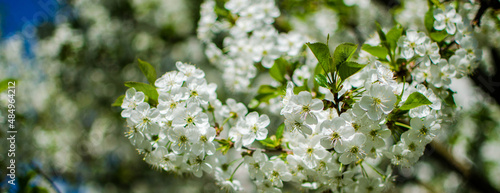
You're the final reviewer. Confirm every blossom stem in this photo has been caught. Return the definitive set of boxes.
[242,146,292,154]
[365,162,385,178]
[166,141,172,150]
[218,116,232,135]
[395,122,412,130]
[229,160,245,181]
[228,157,244,167]
[359,162,368,177]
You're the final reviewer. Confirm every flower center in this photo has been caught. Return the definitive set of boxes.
[408,143,416,152]
[186,117,194,124]
[350,146,359,154]
[353,123,360,131]
[307,148,314,155]
[369,130,378,138]
[200,135,208,142]
[419,126,428,135]
[302,105,310,113]
[272,171,280,177]
[180,135,188,143]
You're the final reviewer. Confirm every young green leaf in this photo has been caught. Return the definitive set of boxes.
[258,136,280,148]
[337,61,365,81]
[112,95,125,107]
[333,43,358,67]
[361,44,388,59]
[137,58,157,85]
[248,99,261,109]
[430,31,448,42]
[31,187,50,193]
[424,6,435,32]
[276,123,285,140]
[306,42,333,73]
[386,24,403,51]
[375,21,387,42]
[259,138,275,148]
[399,92,433,110]
[124,81,159,105]
[258,85,278,94]
[443,89,456,108]
[0,79,16,93]
[255,85,279,103]
[270,58,288,83]
[315,74,329,88]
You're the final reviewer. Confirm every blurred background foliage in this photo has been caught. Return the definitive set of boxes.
[1,0,500,192]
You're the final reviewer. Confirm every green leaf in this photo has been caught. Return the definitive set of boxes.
[270,58,288,83]
[258,85,277,94]
[258,138,277,148]
[277,152,288,161]
[429,0,445,9]
[315,74,329,88]
[306,42,333,73]
[276,123,285,140]
[31,186,49,193]
[430,31,448,42]
[248,99,260,109]
[293,85,307,94]
[375,21,387,42]
[386,24,403,51]
[0,79,16,93]
[137,58,157,85]
[333,43,358,67]
[443,89,456,108]
[255,85,279,103]
[112,95,125,107]
[399,92,433,110]
[424,6,435,32]
[361,44,388,59]
[255,93,279,103]
[258,135,280,148]
[124,81,159,105]
[337,62,365,81]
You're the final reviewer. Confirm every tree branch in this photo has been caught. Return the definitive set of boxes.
[469,48,500,105]
[427,141,500,193]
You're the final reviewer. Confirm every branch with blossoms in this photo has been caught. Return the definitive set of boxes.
[112,0,499,192]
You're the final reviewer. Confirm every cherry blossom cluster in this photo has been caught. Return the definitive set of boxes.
[395,6,481,85]
[198,0,307,91]
[121,62,274,188]
[119,60,451,192]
